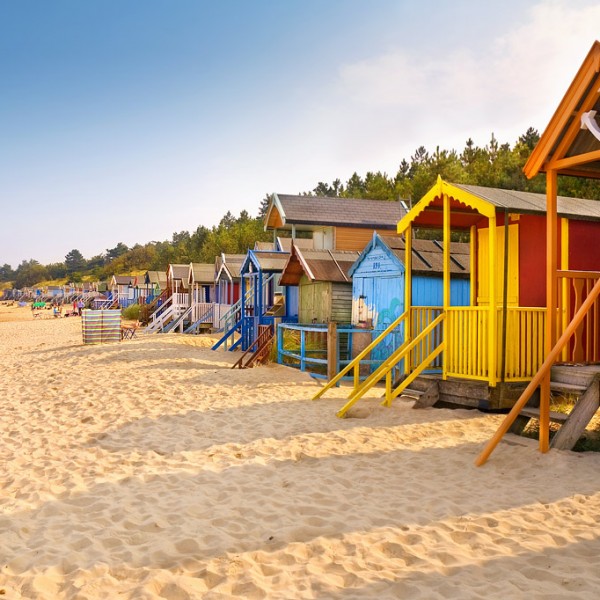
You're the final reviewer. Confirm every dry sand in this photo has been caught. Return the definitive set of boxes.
[1,303,600,599]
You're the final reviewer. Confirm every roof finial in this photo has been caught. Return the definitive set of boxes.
[581,110,600,142]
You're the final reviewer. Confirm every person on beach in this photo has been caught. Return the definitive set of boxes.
[77,299,84,316]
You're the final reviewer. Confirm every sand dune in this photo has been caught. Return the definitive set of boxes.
[1,304,600,599]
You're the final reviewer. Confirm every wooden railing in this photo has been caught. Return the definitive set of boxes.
[476,275,600,466]
[312,311,409,400]
[414,305,545,382]
[557,270,600,363]
[500,307,545,380]
[411,307,443,370]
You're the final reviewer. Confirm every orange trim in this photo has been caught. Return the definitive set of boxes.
[475,274,600,466]
[548,72,600,164]
[547,148,600,171]
[524,41,600,179]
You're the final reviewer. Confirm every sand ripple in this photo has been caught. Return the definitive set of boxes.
[1,312,600,598]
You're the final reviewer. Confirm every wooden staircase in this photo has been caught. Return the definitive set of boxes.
[508,366,600,451]
[232,325,274,369]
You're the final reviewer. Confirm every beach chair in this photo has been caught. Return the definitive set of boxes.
[121,321,140,340]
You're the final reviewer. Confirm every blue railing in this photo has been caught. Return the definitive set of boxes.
[277,322,389,380]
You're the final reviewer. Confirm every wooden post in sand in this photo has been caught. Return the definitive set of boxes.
[327,321,338,382]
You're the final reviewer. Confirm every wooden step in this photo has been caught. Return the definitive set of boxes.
[551,365,600,388]
[549,381,587,395]
[520,406,569,424]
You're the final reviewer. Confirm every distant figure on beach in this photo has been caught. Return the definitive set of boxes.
[73,300,77,314]
[77,300,84,316]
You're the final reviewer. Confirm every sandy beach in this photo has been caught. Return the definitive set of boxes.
[1,304,600,599]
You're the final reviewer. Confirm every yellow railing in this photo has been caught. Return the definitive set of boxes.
[337,313,446,417]
[446,307,489,380]
[410,307,443,370]
[312,310,409,400]
[557,270,600,363]
[498,307,545,380]
[314,304,548,405]
[433,306,545,382]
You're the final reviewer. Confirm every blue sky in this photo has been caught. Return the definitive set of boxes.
[2,0,599,269]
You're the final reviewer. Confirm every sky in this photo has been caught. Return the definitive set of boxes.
[2,0,600,269]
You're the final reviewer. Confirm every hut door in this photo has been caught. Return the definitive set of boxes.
[477,224,519,306]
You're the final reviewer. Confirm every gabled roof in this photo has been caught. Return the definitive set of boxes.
[189,263,215,285]
[264,193,407,231]
[280,247,361,285]
[397,178,600,232]
[254,241,276,251]
[145,270,168,287]
[216,254,245,281]
[455,183,600,220]
[349,232,469,278]
[241,250,290,274]
[277,236,314,252]
[525,41,600,179]
[168,264,189,279]
[111,275,136,286]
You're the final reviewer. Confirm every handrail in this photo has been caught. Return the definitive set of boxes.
[232,325,274,368]
[383,342,445,407]
[185,305,215,334]
[312,311,409,400]
[475,275,600,466]
[337,313,446,417]
[166,303,195,333]
[150,295,173,323]
[211,317,243,350]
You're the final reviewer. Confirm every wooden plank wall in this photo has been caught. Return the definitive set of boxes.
[335,227,379,251]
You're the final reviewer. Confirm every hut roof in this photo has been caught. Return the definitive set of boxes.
[398,178,600,232]
[217,254,245,280]
[241,250,290,274]
[453,183,600,221]
[168,264,190,281]
[277,236,314,252]
[145,270,167,287]
[189,263,215,284]
[524,41,600,179]
[254,241,276,251]
[349,233,470,278]
[280,247,361,285]
[112,275,136,286]
[265,194,407,231]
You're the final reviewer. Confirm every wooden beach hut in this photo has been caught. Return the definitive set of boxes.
[215,253,245,305]
[263,193,406,250]
[212,250,296,351]
[110,275,137,307]
[188,263,215,304]
[143,270,167,303]
[280,247,361,324]
[350,233,470,327]
[348,233,469,371]
[478,41,600,462]
[144,264,190,333]
[316,178,600,420]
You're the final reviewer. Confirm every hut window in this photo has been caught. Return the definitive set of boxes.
[358,295,367,323]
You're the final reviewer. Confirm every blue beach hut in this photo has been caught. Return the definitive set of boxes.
[212,250,298,351]
[349,233,470,367]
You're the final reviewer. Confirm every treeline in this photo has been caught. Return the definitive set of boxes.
[3,210,270,289]
[304,129,600,203]
[5,128,600,289]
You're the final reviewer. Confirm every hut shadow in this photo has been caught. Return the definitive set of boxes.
[322,534,600,599]
[4,442,600,580]
[84,397,482,456]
